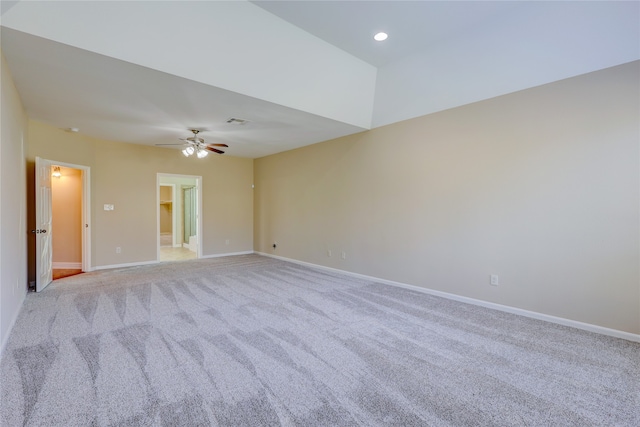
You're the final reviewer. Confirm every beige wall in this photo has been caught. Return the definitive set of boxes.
[254,61,640,334]
[52,167,82,265]
[27,122,253,273]
[1,51,29,351]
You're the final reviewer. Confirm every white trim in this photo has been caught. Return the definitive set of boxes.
[52,262,81,269]
[36,158,92,289]
[157,174,202,262]
[183,237,198,252]
[200,251,254,259]
[95,253,253,270]
[256,252,640,343]
[94,260,159,270]
[53,160,91,272]
[81,166,91,273]
[42,159,92,273]
[196,180,203,259]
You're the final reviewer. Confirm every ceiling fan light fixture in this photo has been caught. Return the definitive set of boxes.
[169,129,226,159]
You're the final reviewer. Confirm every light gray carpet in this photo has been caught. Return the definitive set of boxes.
[1,254,638,426]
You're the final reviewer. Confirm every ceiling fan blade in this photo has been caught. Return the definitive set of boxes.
[205,147,225,154]
[155,143,186,146]
[207,143,229,148]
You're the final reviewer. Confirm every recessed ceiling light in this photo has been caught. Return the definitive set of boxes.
[374,32,388,42]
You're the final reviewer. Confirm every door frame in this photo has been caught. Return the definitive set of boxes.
[36,158,91,292]
[157,173,202,261]
[53,160,92,273]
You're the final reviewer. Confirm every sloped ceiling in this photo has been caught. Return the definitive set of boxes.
[1,1,638,158]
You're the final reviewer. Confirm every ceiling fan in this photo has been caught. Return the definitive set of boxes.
[156,129,229,158]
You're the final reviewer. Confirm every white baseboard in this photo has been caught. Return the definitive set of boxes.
[256,252,640,343]
[200,251,254,259]
[94,260,160,271]
[52,262,82,269]
[94,251,254,271]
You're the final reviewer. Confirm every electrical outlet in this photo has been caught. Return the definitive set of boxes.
[490,274,499,286]
[225,239,230,245]
[341,251,346,260]
[327,250,332,257]
[116,247,121,254]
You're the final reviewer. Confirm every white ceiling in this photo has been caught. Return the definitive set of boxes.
[0,27,364,159]
[252,1,522,67]
[1,1,638,159]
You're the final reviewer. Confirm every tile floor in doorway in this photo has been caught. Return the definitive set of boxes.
[160,246,197,262]
[160,233,197,262]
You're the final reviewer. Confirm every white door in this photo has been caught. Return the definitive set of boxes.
[35,157,53,292]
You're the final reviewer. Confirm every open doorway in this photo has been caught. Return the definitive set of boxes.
[51,165,83,279]
[159,184,176,249]
[30,158,91,291]
[157,174,202,262]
